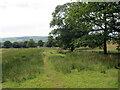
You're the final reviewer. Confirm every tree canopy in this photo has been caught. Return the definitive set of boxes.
[27,39,37,48]
[38,40,44,47]
[4,41,12,48]
[49,2,120,53]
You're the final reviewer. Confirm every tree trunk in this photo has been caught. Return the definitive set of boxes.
[103,36,107,54]
[103,13,107,54]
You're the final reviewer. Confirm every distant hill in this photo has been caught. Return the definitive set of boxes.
[0,36,48,42]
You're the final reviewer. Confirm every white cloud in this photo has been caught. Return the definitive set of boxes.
[0,0,73,38]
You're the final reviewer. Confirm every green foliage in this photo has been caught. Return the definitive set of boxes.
[49,2,120,54]
[4,41,12,48]
[50,3,78,51]
[38,40,44,47]
[23,41,28,48]
[67,2,119,54]
[74,33,104,48]
[26,39,37,48]
[12,42,21,48]
[0,42,2,48]
[2,39,45,48]
[45,36,58,47]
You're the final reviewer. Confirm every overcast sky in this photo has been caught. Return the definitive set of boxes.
[0,0,75,38]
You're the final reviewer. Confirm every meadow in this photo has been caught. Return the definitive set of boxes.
[2,45,119,88]
[2,48,44,83]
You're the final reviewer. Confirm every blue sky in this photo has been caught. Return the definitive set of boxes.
[0,0,74,38]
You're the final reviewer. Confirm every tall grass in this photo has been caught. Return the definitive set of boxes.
[2,48,44,82]
[49,50,118,74]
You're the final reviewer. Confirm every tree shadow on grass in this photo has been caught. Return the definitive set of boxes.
[76,48,93,51]
[76,47,120,55]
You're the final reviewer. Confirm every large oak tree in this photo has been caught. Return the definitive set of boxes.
[50,2,120,53]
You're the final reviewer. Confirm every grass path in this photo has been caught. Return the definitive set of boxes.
[41,48,118,88]
[43,49,65,88]
[3,48,65,88]
[17,49,65,88]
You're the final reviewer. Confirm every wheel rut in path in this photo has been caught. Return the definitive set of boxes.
[43,50,64,88]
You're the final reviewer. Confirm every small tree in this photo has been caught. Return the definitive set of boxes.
[38,40,44,47]
[27,39,37,48]
[4,41,12,48]
[0,42,2,48]
[19,42,24,48]
[23,41,28,48]
[13,42,21,48]
[46,36,56,47]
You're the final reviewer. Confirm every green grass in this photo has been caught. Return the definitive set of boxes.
[2,47,119,88]
[49,50,118,74]
[2,48,44,83]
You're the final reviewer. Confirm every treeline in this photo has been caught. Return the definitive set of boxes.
[0,39,53,48]
[49,2,120,54]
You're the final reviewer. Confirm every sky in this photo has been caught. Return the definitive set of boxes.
[0,0,75,38]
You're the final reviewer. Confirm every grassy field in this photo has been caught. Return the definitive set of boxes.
[2,45,119,88]
[2,48,44,83]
